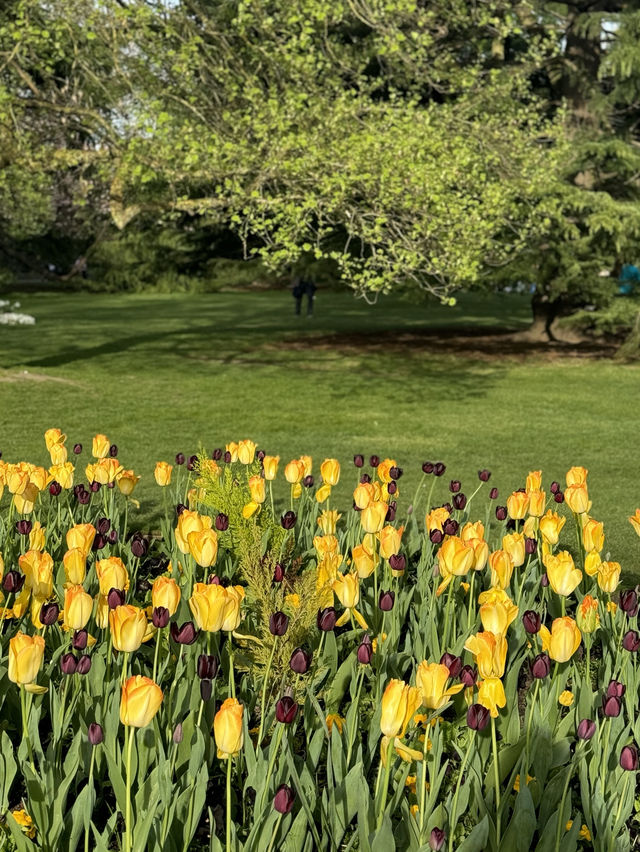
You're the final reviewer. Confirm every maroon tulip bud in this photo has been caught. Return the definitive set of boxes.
[478,469,491,482]
[170,621,198,645]
[269,611,289,636]
[385,505,396,523]
[522,610,541,634]
[175,452,185,465]
[73,629,88,650]
[443,502,453,514]
[550,480,560,494]
[459,665,477,687]
[96,517,110,535]
[257,449,266,462]
[489,487,499,500]
[60,653,77,675]
[49,481,62,496]
[40,601,60,626]
[273,563,285,583]
[187,455,198,471]
[531,653,551,679]
[211,513,228,533]
[212,448,223,461]
[443,519,459,536]
[303,475,314,488]
[389,466,403,481]
[92,533,107,552]
[524,537,537,555]
[152,606,170,629]
[620,590,639,616]
[440,653,462,679]
[389,554,405,573]
[554,491,564,504]
[87,722,103,746]
[429,827,446,851]
[197,654,220,680]
[107,588,126,609]
[378,590,395,612]
[317,607,337,631]
[422,462,434,474]
[3,571,25,594]
[224,451,232,463]
[276,696,298,724]
[540,573,549,588]
[88,483,100,495]
[430,529,444,544]
[108,529,118,544]
[16,519,32,536]
[452,493,467,511]
[602,696,622,717]
[357,633,373,665]
[467,704,490,731]
[577,719,596,740]
[495,506,507,521]
[369,455,380,468]
[76,655,92,675]
[200,679,212,702]
[433,462,446,477]
[623,630,640,652]
[360,473,372,484]
[130,537,148,558]
[449,480,461,493]
[73,443,83,455]
[354,454,365,468]
[620,744,639,771]
[208,574,221,585]
[387,481,397,495]
[606,680,626,698]
[274,783,296,814]
[290,648,312,674]
[280,511,296,530]
[176,503,187,516]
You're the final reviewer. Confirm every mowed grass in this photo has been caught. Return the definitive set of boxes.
[1,288,639,576]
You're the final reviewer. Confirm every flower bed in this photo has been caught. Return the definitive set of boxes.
[0,433,638,851]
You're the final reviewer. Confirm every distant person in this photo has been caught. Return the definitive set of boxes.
[292,274,316,316]
[618,263,640,296]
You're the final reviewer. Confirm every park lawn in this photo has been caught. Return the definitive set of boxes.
[1,288,639,577]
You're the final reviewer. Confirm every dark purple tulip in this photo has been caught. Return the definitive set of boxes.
[96,517,110,535]
[109,444,118,457]
[369,455,380,468]
[452,493,467,511]
[92,533,107,552]
[577,719,596,740]
[443,502,453,514]
[522,611,542,634]
[290,648,312,674]
[620,745,639,771]
[495,506,507,521]
[303,475,314,488]
[440,653,462,679]
[540,573,549,588]
[78,489,91,503]
[389,554,406,573]
[108,529,118,544]
[354,454,365,468]
[623,630,640,652]
[257,449,266,462]
[422,462,434,474]
[208,574,221,585]
[443,519,459,536]
[215,513,229,532]
[224,451,232,464]
[429,827,446,851]
[387,481,397,495]
[88,482,100,494]
[212,448,222,461]
[16,520,32,536]
[478,469,491,482]
[88,723,103,746]
[187,455,198,471]
[459,665,477,687]
[274,784,296,814]
[360,473,371,484]
[3,571,25,594]
[378,590,395,611]
[197,654,220,680]
[602,696,622,717]
[273,563,285,583]
[107,588,126,609]
[200,680,212,701]
[531,653,551,679]
[430,529,444,544]
[620,590,639,617]
[385,505,396,523]
[152,606,170,629]
[49,481,62,496]
[176,503,187,516]
[60,653,77,675]
[449,480,461,494]
[524,537,537,555]
[489,487,499,500]
[269,612,289,636]
[554,491,565,504]
[40,602,59,626]
[357,634,373,665]
[389,466,403,481]
[607,680,626,698]
[175,452,185,465]
[317,607,337,631]
[433,462,446,477]
[170,621,198,645]
[76,655,92,675]
[550,481,560,494]
[276,696,298,724]
[73,443,83,455]
[130,536,148,558]
[467,704,490,731]
[281,511,296,530]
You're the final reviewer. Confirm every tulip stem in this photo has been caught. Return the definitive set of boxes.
[84,747,96,852]
[257,639,278,747]
[346,669,364,766]
[227,632,236,699]
[449,737,473,852]
[20,685,36,774]
[152,627,162,684]
[554,761,575,852]
[376,737,395,831]
[409,473,426,517]
[259,723,285,812]
[525,679,540,770]
[418,718,431,841]
[466,573,476,630]
[442,579,455,653]
[609,772,630,852]
[600,718,612,790]
[125,726,134,852]
[226,756,233,852]
[491,717,501,848]
[266,814,283,852]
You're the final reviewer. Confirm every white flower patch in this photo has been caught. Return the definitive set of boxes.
[0,299,36,325]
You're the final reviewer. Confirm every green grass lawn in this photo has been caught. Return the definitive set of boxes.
[1,288,639,577]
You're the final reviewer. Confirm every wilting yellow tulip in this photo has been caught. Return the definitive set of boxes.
[525,470,542,493]
[247,475,266,504]
[96,557,130,595]
[284,459,305,484]
[464,631,507,678]
[19,550,54,598]
[63,585,93,630]
[14,483,38,515]
[477,678,506,718]
[479,597,519,635]
[361,502,388,534]
[597,561,621,594]
[66,523,96,557]
[6,464,30,495]
[539,617,581,662]
[154,462,173,487]
[313,535,339,558]
[629,509,640,538]
[315,483,332,503]
[117,469,140,496]
[502,532,525,568]
[564,483,589,515]
[425,506,450,533]
[523,516,538,539]
[44,427,66,453]
[175,510,213,554]
[380,680,422,738]
[110,605,148,652]
[8,632,45,685]
[566,466,588,487]
[582,519,604,553]
[63,548,86,585]
[262,455,279,481]
[378,525,404,560]
[506,491,529,520]
[352,541,375,579]
[28,522,46,552]
[49,462,74,490]
[544,551,582,597]
[377,459,397,484]
[92,434,110,459]
[320,458,340,486]
[317,510,341,535]
[151,576,181,616]
[576,595,600,634]
[460,521,485,543]
[584,549,602,577]
[188,528,219,568]
[539,510,566,546]
[416,662,464,710]
[488,550,514,590]
[120,676,163,727]
[527,490,546,518]
[237,439,256,465]
[214,698,244,758]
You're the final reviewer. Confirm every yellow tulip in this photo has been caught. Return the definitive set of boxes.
[237,439,256,465]
[488,550,514,590]
[576,595,599,634]
[351,541,375,579]
[284,459,305,484]
[544,551,582,597]
[214,698,244,758]
[378,525,404,560]
[225,442,239,462]
[109,605,148,652]
[49,462,74,490]
[262,455,280,480]
[120,676,163,727]
[502,532,525,568]
[464,631,507,678]
[628,509,640,538]
[437,536,474,577]
[8,632,45,684]
[175,510,213,554]
[19,550,54,598]
[63,548,86,585]
[317,510,341,535]
[44,427,66,453]
[151,576,181,616]
[117,469,140,496]
[188,528,219,568]
[313,535,339,558]
[380,679,422,738]
[539,617,581,662]
[6,464,30,495]
[597,561,621,594]
[479,597,519,635]
[14,483,38,514]
[353,482,374,509]
[525,470,542,493]
[63,585,93,630]
[96,557,130,595]
[566,466,588,487]
[28,522,46,552]
[66,523,96,557]
[245,475,265,504]
[506,491,529,520]
[477,677,506,718]
[539,509,566,546]
[377,459,397,484]
[95,594,109,629]
[416,662,465,710]
[92,434,110,459]
[582,519,604,553]
[299,455,312,476]
[320,458,340,486]
[460,521,485,543]
[468,538,489,571]
[523,516,538,539]
[221,585,244,631]
[564,483,589,515]
[361,501,388,534]
[425,506,450,533]
[315,483,332,503]
[154,462,173,487]
[333,573,367,628]
[189,583,244,632]
[527,490,546,518]
[584,549,602,577]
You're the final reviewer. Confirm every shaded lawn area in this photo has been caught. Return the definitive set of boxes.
[1,288,639,577]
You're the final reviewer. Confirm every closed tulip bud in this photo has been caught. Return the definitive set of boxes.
[281,511,296,530]
[40,601,59,626]
[109,444,118,458]
[273,563,285,583]
[369,455,380,468]
[154,462,173,487]
[276,696,298,724]
[73,443,83,455]
[379,590,395,611]
[430,529,444,544]
[523,610,541,634]
[200,679,212,701]
[429,828,446,851]
[108,588,126,609]
[170,621,198,645]
[422,462,434,474]
[110,605,147,652]
[540,572,549,587]
[603,695,622,717]
[576,718,596,740]
[290,648,311,674]
[443,518,459,536]
[433,462,446,476]
[175,452,185,465]
[385,505,396,522]
[299,474,312,488]
[176,503,186,516]
[120,675,163,727]
[317,607,337,631]
[389,466,402,481]
[452,493,466,510]
[49,481,62,496]
[620,745,638,771]
[488,487,498,499]
[73,629,88,650]
[9,632,45,684]
[212,448,222,461]
[354,454,365,468]
[95,517,109,535]
[544,550,582,597]
[388,554,405,575]
[506,491,529,520]
[152,606,170,628]
[460,665,477,687]
[440,652,462,678]
[223,451,231,463]
[151,576,181,616]
[449,480,461,493]
[623,630,640,652]
[3,570,25,593]
[606,680,626,698]
[274,784,296,814]
[92,533,106,551]
[525,537,537,555]
[215,513,229,532]
[16,520,32,536]
[466,703,490,731]
[76,655,92,675]
[380,680,422,738]
[187,455,198,471]
[620,590,639,616]
[269,611,289,636]
[63,585,93,630]
[197,654,220,680]
[88,722,104,746]
[387,481,397,495]
[357,633,373,665]
[495,506,507,521]
[60,653,77,675]
[531,653,551,679]
[173,722,183,743]
[108,529,118,544]
[478,469,491,481]
[82,485,95,498]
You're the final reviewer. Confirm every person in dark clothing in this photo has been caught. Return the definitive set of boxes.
[292,275,317,316]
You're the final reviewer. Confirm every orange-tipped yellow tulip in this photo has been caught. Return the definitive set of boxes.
[582,519,604,553]
[539,510,566,546]
[539,617,581,662]
[506,491,529,520]
[28,522,46,553]
[566,466,588,487]
[597,561,621,594]
[214,698,244,758]
[63,585,93,630]
[425,506,450,533]
[576,595,599,634]
[96,556,130,595]
[361,501,388,534]
[502,532,525,568]
[19,550,54,598]
[49,462,74,490]
[120,676,163,727]
[464,631,507,678]
[313,535,339,558]
[380,679,422,738]
[378,525,404,561]
[154,462,173,487]
[284,459,305,484]
[110,605,147,652]
[151,576,181,616]
[477,677,506,718]
[9,632,45,685]
[377,459,397,484]
[237,439,256,465]
[188,528,219,568]
[175,510,213,554]
[416,662,464,710]
[248,475,266,504]
[92,434,110,459]
[91,458,122,485]
[488,550,514,590]
[527,490,546,518]
[526,470,542,493]
[317,510,341,535]
[564,483,589,515]
[320,458,340,486]
[543,550,582,597]
[262,455,279,481]
[66,523,96,557]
